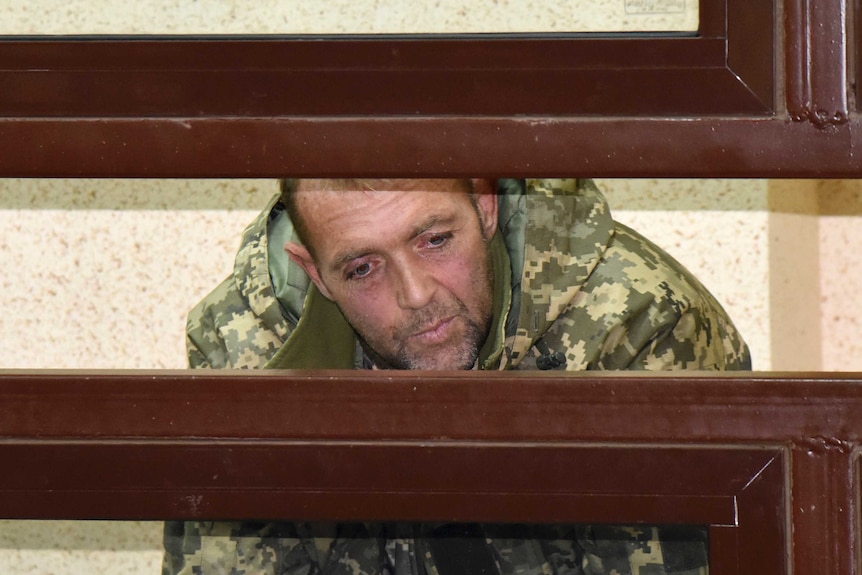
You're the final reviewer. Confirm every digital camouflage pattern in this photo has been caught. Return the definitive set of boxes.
[185,190,292,370]
[164,521,710,575]
[170,178,751,575]
[501,179,750,371]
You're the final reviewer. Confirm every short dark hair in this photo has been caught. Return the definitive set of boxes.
[279,178,307,245]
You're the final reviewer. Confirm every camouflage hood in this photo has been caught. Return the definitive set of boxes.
[187,178,749,371]
[218,179,610,370]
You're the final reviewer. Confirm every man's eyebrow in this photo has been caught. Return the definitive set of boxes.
[409,214,457,240]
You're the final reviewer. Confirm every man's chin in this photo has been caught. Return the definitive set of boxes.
[399,346,478,371]
[361,318,487,370]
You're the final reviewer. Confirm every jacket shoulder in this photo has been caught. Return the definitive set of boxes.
[186,276,286,369]
[540,223,751,371]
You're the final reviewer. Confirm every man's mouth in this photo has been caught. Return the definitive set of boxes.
[409,316,457,344]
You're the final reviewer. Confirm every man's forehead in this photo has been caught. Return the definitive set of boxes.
[296,178,472,194]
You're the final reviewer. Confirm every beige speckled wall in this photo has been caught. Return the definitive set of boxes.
[817,180,862,370]
[0,179,275,370]
[3,1,862,574]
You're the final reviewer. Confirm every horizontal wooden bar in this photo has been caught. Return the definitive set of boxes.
[0,370,826,574]
[0,370,792,575]
[0,0,770,119]
[0,36,725,72]
[0,67,768,118]
[0,442,764,524]
[0,370,858,442]
[0,115,857,179]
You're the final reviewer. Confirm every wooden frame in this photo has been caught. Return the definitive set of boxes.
[0,1,772,118]
[0,0,808,178]
[2,1,862,574]
[2,0,858,177]
[4,370,862,574]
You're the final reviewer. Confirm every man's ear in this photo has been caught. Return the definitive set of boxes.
[285,242,334,300]
[471,179,499,239]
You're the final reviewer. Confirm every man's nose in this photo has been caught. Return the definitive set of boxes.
[394,259,435,310]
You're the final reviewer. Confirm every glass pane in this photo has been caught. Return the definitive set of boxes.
[4,177,859,372]
[0,520,163,575]
[0,0,698,35]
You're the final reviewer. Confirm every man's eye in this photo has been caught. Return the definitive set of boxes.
[426,233,451,247]
[347,262,372,280]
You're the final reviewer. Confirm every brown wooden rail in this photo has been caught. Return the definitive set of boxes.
[1,0,859,178]
[0,370,860,574]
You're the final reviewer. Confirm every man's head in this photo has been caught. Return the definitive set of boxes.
[282,178,499,370]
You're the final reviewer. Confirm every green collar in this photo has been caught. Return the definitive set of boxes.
[477,233,512,370]
[265,233,512,370]
[264,284,356,369]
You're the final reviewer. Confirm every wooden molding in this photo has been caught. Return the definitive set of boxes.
[785,0,849,126]
[4,370,862,573]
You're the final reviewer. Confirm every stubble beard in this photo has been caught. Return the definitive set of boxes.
[359,299,492,370]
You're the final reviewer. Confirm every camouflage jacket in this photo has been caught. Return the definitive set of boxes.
[186,178,750,371]
[166,179,751,575]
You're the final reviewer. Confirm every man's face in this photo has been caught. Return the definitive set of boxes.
[286,179,499,370]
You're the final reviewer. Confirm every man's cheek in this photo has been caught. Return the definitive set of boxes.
[352,305,398,341]
[434,264,471,299]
